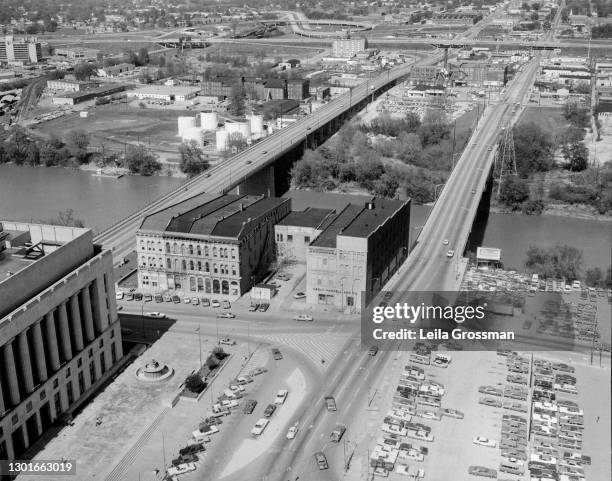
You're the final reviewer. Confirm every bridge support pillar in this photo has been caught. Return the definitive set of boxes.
[234,163,276,197]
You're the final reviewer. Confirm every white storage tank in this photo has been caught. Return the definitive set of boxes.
[200,111,218,131]
[177,116,196,136]
[249,114,264,135]
[182,126,204,146]
[225,120,251,140]
[215,129,228,152]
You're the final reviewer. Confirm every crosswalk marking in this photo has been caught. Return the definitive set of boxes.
[255,333,348,370]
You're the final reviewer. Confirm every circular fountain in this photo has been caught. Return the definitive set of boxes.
[135,359,174,382]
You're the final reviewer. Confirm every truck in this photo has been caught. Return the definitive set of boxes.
[325,396,337,411]
[330,424,346,443]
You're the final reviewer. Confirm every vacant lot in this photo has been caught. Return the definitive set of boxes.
[519,106,567,138]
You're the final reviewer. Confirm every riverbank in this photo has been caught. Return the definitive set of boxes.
[490,202,612,222]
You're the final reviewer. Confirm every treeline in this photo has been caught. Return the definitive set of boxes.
[291,110,468,202]
[591,24,612,39]
[0,127,163,176]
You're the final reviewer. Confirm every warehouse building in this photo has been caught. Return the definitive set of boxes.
[136,193,291,300]
[126,85,201,102]
[306,198,410,310]
[51,84,127,106]
[0,222,123,461]
[275,208,336,262]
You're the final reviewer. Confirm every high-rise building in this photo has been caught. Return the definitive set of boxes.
[0,222,123,461]
[331,38,367,58]
[0,36,42,64]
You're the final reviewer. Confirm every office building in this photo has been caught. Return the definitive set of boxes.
[136,193,291,300]
[306,199,410,310]
[0,222,123,461]
[0,36,42,64]
[275,208,335,262]
[331,38,367,58]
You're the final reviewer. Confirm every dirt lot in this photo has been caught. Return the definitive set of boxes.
[31,104,194,162]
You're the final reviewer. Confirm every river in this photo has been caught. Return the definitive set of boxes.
[1,165,610,272]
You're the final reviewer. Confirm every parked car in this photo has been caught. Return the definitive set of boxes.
[446,250,455,258]
[248,304,259,311]
[314,452,328,470]
[258,303,269,312]
[172,295,181,304]
[368,345,379,356]
[191,297,199,305]
[219,337,236,346]
[330,424,346,442]
[211,299,220,308]
[201,298,210,307]
[324,396,337,411]
[154,295,163,303]
[243,399,257,414]
[183,297,191,304]
[468,466,496,478]
[293,314,313,322]
[115,292,124,300]
[272,348,283,360]
[146,312,166,319]
[251,418,269,436]
[125,293,134,301]
[293,292,306,299]
[144,294,152,302]
[263,404,276,418]
[217,312,235,319]
[134,293,143,301]
[442,408,464,419]
[164,295,172,302]
[222,300,231,309]
[473,437,497,448]
[286,425,298,439]
[274,389,288,404]
[178,443,205,456]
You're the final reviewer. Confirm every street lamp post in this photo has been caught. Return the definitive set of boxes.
[196,327,202,369]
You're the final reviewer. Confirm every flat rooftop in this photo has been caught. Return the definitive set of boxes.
[341,199,405,238]
[283,189,373,212]
[310,204,363,248]
[140,193,287,239]
[277,208,335,229]
[132,85,201,94]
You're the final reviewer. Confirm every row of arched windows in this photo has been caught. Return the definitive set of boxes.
[141,256,237,276]
[164,242,236,259]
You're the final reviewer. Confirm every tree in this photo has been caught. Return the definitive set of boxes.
[206,354,220,370]
[124,145,161,175]
[44,209,85,227]
[396,132,422,164]
[563,101,589,129]
[530,11,539,21]
[562,141,588,172]
[228,85,246,117]
[66,129,90,164]
[373,172,399,198]
[525,244,583,280]
[584,267,602,287]
[179,140,209,176]
[499,176,529,209]
[513,122,555,176]
[73,62,96,81]
[418,109,450,147]
[184,373,206,393]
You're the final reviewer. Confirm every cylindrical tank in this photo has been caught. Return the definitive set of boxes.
[249,114,264,135]
[215,129,228,152]
[225,120,251,140]
[182,126,203,146]
[177,116,196,136]
[200,111,218,131]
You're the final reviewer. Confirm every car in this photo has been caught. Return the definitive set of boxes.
[248,367,267,377]
[146,312,166,318]
[246,160,252,164]
[115,292,124,300]
[219,337,236,345]
[191,297,199,305]
[251,418,269,436]
[183,297,191,304]
[330,424,346,442]
[134,293,143,301]
[164,295,172,302]
[442,239,449,245]
[324,396,337,411]
[125,293,134,301]
[172,295,181,304]
[274,389,288,404]
[314,452,328,470]
[258,303,269,312]
[154,295,163,303]
[217,312,235,319]
[201,298,210,307]
[248,304,259,311]
[243,399,257,414]
[222,300,231,309]
[272,348,283,360]
[263,403,276,417]
[442,408,464,419]
[293,314,313,322]
[144,294,152,302]
[471,189,476,194]
[235,376,252,385]
[179,443,205,456]
[261,150,267,154]
[286,426,298,439]
[211,299,220,308]
[446,250,455,258]
[221,399,239,409]
[473,436,497,448]
[293,292,306,299]
[487,147,493,151]
[468,466,496,478]
[368,346,379,356]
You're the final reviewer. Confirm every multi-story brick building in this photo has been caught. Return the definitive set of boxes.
[306,199,410,310]
[275,208,335,262]
[0,222,123,461]
[287,79,310,100]
[136,193,290,300]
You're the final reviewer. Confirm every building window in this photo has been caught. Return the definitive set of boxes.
[205,246,209,256]
[77,358,83,367]
[213,264,218,274]
[111,343,117,363]
[231,249,236,259]
[197,246,202,256]
[205,262,209,273]
[67,381,74,404]
[12,414,18,425]
[197,277,204,292]
[65,367,71,378]
[40,390,46,401]
[172,243,178,254]
[197,261,202,271]
[54,393,62,417]
[181,260,187,270]
[304,236,310,243]
[89,361,96,384]
[213,247,217,257]
[190,277,196,291]
[100,353,106,374]
[78,372,85,395]
[231,267,236,276]
[110,329,115,339]
[99,339,104,348]
[189,244,194,255]
[189,260,194,270]
[287,235,293,242]
[88,348,93,358]
[347,296,354,306]
[167,259,172,269]
[26,401,33,412]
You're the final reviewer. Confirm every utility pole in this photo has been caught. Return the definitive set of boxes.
[196,327,202,368]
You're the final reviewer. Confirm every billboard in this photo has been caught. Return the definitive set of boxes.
[477,247,502,261]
